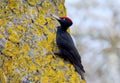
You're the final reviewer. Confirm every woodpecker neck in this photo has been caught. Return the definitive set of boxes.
[57,26,69,31]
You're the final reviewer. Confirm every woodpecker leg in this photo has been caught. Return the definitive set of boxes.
[54,52,61,56]
[51,52,56,58]
[54,52,68,61]
[44,52,56,58]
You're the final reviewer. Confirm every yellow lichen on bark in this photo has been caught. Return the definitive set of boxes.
[0,0,85,83]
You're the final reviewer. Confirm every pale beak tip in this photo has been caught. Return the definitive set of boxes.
[52,14,60,20]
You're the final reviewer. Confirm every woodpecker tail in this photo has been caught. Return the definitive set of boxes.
[74,64,85,80]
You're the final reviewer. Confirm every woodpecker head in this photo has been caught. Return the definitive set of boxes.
[53,15,73,28]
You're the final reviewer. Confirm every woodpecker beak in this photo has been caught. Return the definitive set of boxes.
[52,14,61,20]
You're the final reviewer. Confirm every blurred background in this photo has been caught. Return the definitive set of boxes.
[65,0,120,83]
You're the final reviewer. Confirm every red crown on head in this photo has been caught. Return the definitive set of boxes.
[60,16,73,23]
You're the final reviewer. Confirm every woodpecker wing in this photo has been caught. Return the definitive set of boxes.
[57,32,85,73]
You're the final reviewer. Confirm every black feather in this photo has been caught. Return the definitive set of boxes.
[56,26,85,80]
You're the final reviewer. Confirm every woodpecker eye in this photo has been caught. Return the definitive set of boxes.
[62,18,66,21]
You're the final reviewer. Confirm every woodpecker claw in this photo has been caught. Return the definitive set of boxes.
[51,51,56,58]
[45,52,56,58]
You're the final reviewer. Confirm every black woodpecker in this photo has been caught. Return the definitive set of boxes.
[53,15,85,80]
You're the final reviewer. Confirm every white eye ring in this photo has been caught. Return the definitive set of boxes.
[63,18,66,20]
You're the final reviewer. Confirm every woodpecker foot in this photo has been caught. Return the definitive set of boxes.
[51,52,56,58]
[54,52,61,56]
[45,52,56,58]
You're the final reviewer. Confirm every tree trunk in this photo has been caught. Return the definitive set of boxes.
[0,0,85,83]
